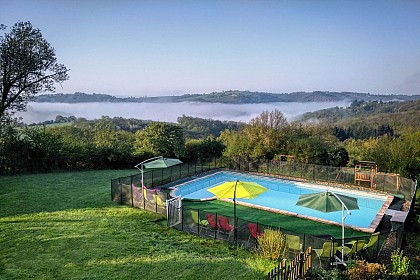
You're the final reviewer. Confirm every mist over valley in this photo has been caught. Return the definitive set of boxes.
[19,100,351,124]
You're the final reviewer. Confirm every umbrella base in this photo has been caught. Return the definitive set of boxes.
[332,256,347,267]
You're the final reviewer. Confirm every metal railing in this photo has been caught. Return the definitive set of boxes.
[112,158,416,205]
[111,180,167,215]
[170,204,406,269]
[111,157,222,216]
[227,158,416,201]
[111,157,415,270]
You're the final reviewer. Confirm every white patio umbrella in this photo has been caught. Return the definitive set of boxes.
[135,156,182,188]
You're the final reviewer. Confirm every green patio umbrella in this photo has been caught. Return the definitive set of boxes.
[142,157,183,169]
[135,156,182,188]
[208,180,268,244]
[296,191,359,213]
[296,191,359,265]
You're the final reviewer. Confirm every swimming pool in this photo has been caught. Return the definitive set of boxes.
[173,171,393,233]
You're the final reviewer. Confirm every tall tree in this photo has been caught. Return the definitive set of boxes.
[249,109,287,130]
[134,122,185,158]
[0,21,69,123]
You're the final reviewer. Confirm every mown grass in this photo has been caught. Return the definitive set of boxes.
[0,170,272,280]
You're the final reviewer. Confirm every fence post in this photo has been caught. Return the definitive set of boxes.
[308,247,312,272]
[375,233,380,261]
[300,163,303,178]
[119,177,123,205]
[167,198,170,227]
[278,161,281,176]
[313,165,316,180]
[197,209,201,236]
[214,212,218,240]
[327,166,331,181]
[282,259,287,279]
[299,252,304,278]
[143,187,146,210]
[181,205,184,231]
[130,176,134,207]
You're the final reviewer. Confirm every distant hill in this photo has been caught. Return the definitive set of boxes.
[35,90,420,104]
[297,99,420,130]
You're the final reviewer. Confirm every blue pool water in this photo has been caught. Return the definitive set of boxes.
[174,171,389,229]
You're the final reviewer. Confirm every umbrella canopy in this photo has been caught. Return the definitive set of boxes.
[208,181,268,199]
[296,190,359,266]
[296,191,359,213]
[208,180,268,245]
[142,157,183,169]
[134,156,182,189]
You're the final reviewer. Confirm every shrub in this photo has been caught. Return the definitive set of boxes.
[346,260,387,280]
[254,228,287,260]
[305,268,345,280]
[390,248,410,278]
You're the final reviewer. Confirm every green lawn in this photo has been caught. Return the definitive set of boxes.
[0,170,272,280]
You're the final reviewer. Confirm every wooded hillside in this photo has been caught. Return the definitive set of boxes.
[35,91,420,104]
[1,100,418,179]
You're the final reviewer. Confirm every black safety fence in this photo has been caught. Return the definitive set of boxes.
[171,204,406,269]
[111,177,168,215]
[111,157,415,270]
[112,157,416,208]
[141,157,222,189]
[227,158,416,202]
[112,157,221,194]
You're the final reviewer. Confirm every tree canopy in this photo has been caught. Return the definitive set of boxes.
[0,21,69,124]
[134,122,185,158]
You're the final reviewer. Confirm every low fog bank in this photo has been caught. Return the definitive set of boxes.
[17,101,351,124]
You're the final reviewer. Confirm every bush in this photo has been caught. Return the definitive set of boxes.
[390,249,410,278]
[305,268,345,280]
[253,228,287,260]
[345,260,387,280]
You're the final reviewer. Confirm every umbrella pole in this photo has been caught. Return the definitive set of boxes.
[142,164,146,207]
[135,156,166,188]
[341,204,345,263]
[234,180,238,245]
[141,164,144,189]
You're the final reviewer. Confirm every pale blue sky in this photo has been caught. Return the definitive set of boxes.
[1,0,420,96]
